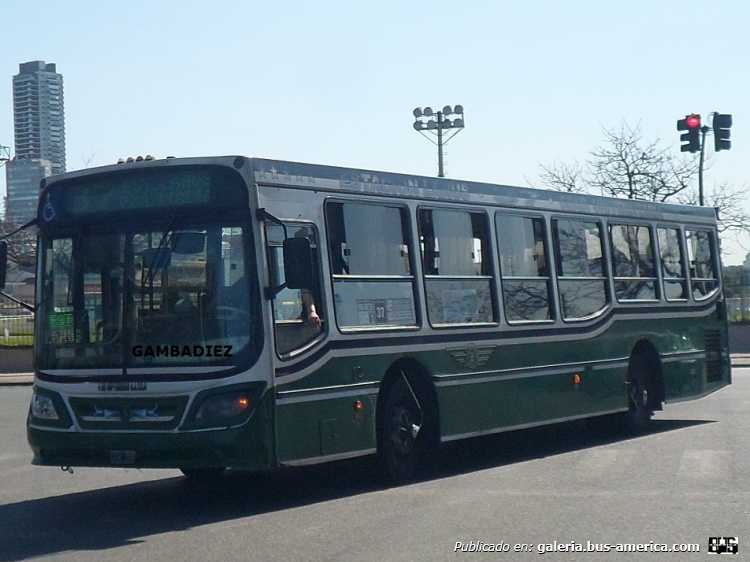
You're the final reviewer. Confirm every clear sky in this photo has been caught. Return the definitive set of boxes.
[2,1,748,263]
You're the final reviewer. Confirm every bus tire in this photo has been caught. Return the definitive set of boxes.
[624,354,654,432]
[378,375,429,485]
[180,467,226,480]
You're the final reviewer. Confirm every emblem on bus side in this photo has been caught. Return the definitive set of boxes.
[446,343,495,370]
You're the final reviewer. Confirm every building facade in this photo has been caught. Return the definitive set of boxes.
[5,158,52,224]
[12,61,65,173]
[4,61,65,224]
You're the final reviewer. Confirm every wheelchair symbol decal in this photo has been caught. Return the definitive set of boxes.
[43,193,57,221]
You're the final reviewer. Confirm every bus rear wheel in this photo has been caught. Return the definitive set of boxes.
[180,467,226,480]
[625,355,654,432]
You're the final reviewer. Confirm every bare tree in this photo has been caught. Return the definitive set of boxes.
[1,195,36,269]
[535,121,749,240]
[538,160,587,193]
[678,181,750,249]
[588,123,699,202]
[0,217,36,268]
[79,147,99,169]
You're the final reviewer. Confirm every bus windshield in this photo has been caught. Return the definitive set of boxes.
[37,223,252,371]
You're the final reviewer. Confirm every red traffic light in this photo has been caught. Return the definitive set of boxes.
[686,114,701,129]
[677,114,702,153]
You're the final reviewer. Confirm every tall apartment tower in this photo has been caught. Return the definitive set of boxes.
[12,60,66,174]
[4,61,65,223]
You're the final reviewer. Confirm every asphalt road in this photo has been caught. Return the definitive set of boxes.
[0,372,747,562]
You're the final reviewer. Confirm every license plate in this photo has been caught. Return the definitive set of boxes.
[109,450,137,465]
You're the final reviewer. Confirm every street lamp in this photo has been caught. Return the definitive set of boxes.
[413,105,465,177]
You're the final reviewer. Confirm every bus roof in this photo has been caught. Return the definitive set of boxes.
[40,155,718,225]
[251,157,718,224]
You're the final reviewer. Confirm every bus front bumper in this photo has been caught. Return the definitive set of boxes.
[27,388,276,471]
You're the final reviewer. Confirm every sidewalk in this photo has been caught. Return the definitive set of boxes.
[0,373,34,386]
[0,372,34,385]
[3,355,750,386]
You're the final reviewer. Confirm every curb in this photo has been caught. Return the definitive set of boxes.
[0,373,34,385]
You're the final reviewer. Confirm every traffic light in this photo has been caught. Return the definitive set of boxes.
[677,114,701,153]
[713,113,732,152]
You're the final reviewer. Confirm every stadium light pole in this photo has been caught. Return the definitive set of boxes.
[413,105,465,177]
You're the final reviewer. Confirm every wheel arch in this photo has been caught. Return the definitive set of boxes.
[629,338,665,409]
[376,356,440,445]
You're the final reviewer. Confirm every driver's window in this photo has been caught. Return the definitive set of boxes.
[266,222,324,356]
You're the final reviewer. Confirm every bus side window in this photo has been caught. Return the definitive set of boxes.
[419,208,495,326]
[325,201,417,330]
[686,229,718,300]
[552,218,609,321]
[325,203,350,275]
[496,213,553,322]
[657,227,688,301]
[609,224,658,301]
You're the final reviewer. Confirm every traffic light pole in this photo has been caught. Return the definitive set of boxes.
[678,112,732,207]
[698,126,708,206]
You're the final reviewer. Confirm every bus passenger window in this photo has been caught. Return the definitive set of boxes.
[686,229,718,300]
[609,224,658,301]
[657,227,688,301]
[325,202,416,330]
[419,208,495,326]
[496,213,553,322]
[552,218,608,321]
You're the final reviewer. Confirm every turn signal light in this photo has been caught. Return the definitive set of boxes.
[194,392,252,421]
[353,400,365,422]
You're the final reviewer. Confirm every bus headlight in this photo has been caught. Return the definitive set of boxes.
[31,393,59,420]
[194,392,252,422]
[181,383,265,430]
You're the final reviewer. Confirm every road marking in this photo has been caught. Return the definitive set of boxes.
[677,450,733,479]
[0,452,29,464]
[576,449,635,478]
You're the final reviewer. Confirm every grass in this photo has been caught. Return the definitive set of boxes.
[0,316,35,347]
[0,335,34,347]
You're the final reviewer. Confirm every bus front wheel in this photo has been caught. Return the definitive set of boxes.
[378,375,429,485]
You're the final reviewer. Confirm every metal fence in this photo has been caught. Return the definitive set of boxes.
[0,299,34,347]
[725,276,750,324]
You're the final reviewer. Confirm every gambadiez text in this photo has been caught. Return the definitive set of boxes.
[131,345,234,357]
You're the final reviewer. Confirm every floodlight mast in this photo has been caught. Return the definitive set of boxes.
[413,105,465,177]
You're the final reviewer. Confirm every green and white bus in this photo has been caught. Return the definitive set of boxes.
[0,155,731,482]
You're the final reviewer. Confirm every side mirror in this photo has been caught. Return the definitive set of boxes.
[283,237,314,290]
[0,241,7,290]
